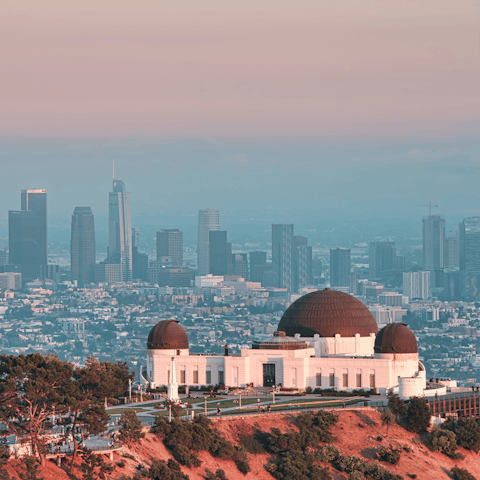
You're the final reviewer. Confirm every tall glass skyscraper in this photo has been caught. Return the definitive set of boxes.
[71,207,96,287]
[459,216,480,301]
[108,179,132,281]
[197,209,219,276]
[423,214,445,272]
[272,224,294,293]
[330,248,351,288]
[209,230,228,276]
[8,189,47,281]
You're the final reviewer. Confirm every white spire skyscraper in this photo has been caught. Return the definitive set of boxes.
[197,209,220,276]
[108,178,132,281]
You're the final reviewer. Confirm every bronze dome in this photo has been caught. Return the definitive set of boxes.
[374,323,418,354]
[278,289,379,337]
[147,319,189,350]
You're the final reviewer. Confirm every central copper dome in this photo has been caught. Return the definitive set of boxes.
[147,319,189,350]
[278,289,379,337]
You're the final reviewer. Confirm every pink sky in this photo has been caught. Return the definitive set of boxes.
[0,0,478,138]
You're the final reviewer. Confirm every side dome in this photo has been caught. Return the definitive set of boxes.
[147,319,189,350]
[374,323,417,354]
[277,288,378,337]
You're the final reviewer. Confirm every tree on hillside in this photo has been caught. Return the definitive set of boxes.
[79,448,114,480]
[387,394,407,419]
[19,456,44,480]
[0,442,10,467]
[443,417,480,452]
[405,397,431,432]
[119,410,145,447]
[0,353,74,463]
[380,411,395,437]
[76,357,134,402]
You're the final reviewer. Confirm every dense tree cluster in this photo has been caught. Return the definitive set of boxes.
[442,417,480,453]
[119,410,145,447]
[154,415,249,474]
[0,352,134,466]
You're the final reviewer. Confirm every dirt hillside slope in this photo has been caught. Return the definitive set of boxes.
[2,410,479,480]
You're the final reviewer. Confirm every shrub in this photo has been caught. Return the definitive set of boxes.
[316,445,341,462]
[431,427,458,457]
[149,459,189,480]
[374,446,401,465]
[19,456,44,480]
[363,461,403,480]
[405,397,431,433]
[116,460,126,468]
[333,455,365,474]
[380,411,395,436]
[348,472,365,480]
[305,386,313,394]
[239,433,265,454]
[376,436,383,442]
[407,475,417,479]
[268,450,331,480]
[451,466,476,480]
[446,417,480,453]
[0,443,10,467]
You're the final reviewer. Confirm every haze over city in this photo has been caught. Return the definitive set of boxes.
[2,2,480,479]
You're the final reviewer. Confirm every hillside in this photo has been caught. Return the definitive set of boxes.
[3,409,480,480]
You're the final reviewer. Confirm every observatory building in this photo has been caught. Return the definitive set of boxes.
[142,289,439,399]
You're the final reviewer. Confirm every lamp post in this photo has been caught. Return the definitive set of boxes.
[239,392,242,410]
[128,378,132,403]
[205,396,207,416]
[169,404,172,423]
[272,389,275,405]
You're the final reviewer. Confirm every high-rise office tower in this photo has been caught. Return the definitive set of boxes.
[232,253,248,279]
[272,224,294,292]
[132,228,140,249]
[226,242,233,275]
[197,209,219,276]
[423,214,445,273]
[403,271,430,300]
[71,207,96,287]
[108,179,132,281]
[369,241,396,279]
[444,235,459,268]
[330,248,351,288]
[0,249,7,266]
[459,217,480,301]
[209,230,227,276]
[250,251,267,283]
[8,189,47,282]
[294,236,312,291]
[157,229,183,266]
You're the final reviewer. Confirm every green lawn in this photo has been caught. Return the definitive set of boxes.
[107,407,148,415]
[213,398,364,416]
[275,397,361,405]
[205,397,271,409]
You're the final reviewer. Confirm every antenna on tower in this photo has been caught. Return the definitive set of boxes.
[113,159,115,180]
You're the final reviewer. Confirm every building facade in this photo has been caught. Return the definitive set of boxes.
[157,229,183,266]
[272,224,294,293]
[71,207,96,287]
[8,189,47,282]
[108,179,132,281]
[330,248,351,288]
[402,271,430,300]
[197,209,220,276]
[209,230,228,276]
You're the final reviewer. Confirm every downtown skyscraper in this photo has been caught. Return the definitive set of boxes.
[330,248,351,288]
[272,224,294,293]
[197,209,219,276]
[8,189,47,282]
[157,229,183,266]
[423,214,445,281]
[71,207,96,287]
[459,216,480,301]
[108,179,132,281]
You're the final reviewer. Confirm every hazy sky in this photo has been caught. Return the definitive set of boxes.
[1,0,479,138]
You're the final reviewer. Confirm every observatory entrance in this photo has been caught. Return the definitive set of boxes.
[263,363,276,387]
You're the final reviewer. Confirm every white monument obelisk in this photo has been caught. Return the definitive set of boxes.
[167,356,179,402]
